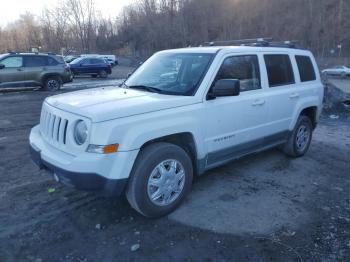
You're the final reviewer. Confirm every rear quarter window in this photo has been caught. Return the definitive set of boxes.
[264,54,295,87]
[47,57,59,66]
[53,56,65,64]
[295,55,316,82]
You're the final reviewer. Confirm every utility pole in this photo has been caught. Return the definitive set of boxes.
[338,44,342,57]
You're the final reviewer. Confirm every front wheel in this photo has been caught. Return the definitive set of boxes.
[283,115,313,157]
[126,142,193,218]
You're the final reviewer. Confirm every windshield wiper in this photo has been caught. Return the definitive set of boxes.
[128,85,163,93]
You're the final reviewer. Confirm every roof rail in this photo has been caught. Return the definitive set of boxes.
[203,38,301,49]
[7,52,59,56]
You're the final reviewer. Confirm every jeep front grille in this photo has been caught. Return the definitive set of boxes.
[40,108,69,145]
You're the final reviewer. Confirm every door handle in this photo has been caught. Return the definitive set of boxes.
[252,99,266,106]
[42,67,47,71]
[17,68,23,71]
[289,93,299,99]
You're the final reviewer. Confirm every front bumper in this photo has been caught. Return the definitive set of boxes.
[29,125,138,196]
[30,143,127,196]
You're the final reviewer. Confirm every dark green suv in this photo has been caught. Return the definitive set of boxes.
[0,53,73,91]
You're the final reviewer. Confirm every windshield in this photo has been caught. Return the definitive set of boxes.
[0,54,8,61]
[125,52,213,96]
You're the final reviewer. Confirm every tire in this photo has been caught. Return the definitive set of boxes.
[283,115,313,157]
[43,76,61,91]
[99,70,108,78]
[91,74,98,78]
[126,142,193,218]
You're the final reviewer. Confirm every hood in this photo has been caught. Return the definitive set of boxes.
[45,86,198,122]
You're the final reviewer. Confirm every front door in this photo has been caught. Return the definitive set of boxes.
[0,56,25,86]
[204,54,269,168]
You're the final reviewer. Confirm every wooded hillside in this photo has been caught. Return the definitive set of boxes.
[0,0,349,58]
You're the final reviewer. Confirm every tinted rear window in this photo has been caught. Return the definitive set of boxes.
[47,57,59,66]
[52,56,64,64]
[264,54,295,87]
[295,55,316,82]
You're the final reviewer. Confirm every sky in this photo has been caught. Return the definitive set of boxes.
[0,0,137,26]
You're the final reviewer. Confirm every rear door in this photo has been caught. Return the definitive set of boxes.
[23,55,48,84]
[0,56,25,86]
[89,58,105,73]
[262,53,297,133]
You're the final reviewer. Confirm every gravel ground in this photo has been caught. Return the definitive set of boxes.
[0,81,349,261]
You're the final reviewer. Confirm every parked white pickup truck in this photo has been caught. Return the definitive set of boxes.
[30,44,323,217]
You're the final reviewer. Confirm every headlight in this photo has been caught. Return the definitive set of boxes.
[74,120,88,145]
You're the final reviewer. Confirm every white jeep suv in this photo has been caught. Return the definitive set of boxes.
[30,45,323,217]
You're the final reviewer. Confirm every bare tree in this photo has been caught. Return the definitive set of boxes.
[0,0,349,58]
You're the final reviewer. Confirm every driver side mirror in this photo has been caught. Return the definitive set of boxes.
[208,79,240,99]
[0,64,5,69]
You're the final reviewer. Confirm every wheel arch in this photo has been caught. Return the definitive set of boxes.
[300,106,318,129]
[139,132,201,176]
[41,73,62,85]
[289,97,321,131]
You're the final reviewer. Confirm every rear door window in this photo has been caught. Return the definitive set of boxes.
[295,56,316,82]
[1,56,23,68]
[81,59,89,65]
[215,55,261,92]
[24,56,47,67]
[264,54,295,87]
[90,58,103,64]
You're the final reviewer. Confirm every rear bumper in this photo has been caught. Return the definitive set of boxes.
[30,143,128,196]
[62,73,73,83]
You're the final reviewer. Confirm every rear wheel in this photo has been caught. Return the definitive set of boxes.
[99,70,108,78]
[43,76,61,91]
[126,142,193,217]
[283,115,313,157]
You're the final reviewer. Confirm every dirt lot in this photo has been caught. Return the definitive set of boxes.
[0,78,349,261]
